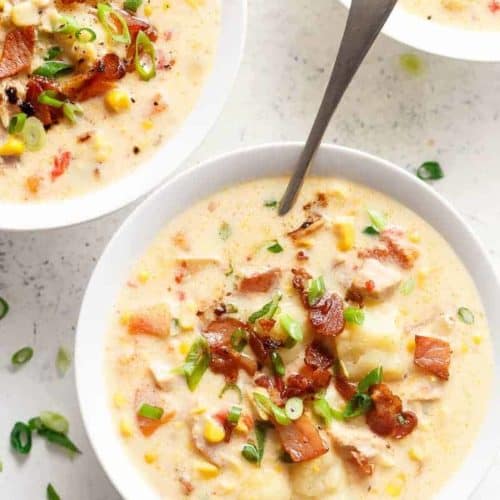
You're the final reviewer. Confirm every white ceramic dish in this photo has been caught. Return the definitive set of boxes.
[76,143,500,500]
[0,0,246,231]
[338,0,500,62]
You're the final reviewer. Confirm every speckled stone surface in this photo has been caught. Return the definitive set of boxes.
[1,1,499,498]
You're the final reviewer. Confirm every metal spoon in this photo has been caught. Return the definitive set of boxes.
[279,0,398,215]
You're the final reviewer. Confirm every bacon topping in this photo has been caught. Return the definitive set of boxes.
[348,447,374,475]
[366,384,417,439]
[248,331,283,364]
[334,374,357,401]
[414,335,451,380]
[304,341,333,370]
[24,77,64,126]
[287,213,324,240]
[239,268,281,293]
[291,267,311,306]
[0,27,35,80]
[123,9,158,70]
[51,151,71,180]
[274,415,328,463]
[309,293,345,337]
[345,285,364,307]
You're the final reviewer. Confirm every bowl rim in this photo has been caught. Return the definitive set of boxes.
[337,0,500,62]
[76,142,500,500]
[0,0,247,231]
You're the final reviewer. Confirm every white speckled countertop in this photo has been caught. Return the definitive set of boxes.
[1,1,499,498]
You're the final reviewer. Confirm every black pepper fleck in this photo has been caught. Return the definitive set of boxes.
[19,101,35,116]
[133,146,140,154]
[5,87,18,105]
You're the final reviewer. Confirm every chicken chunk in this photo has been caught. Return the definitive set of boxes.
[352,258,402,299]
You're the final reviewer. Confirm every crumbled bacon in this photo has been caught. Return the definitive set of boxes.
[334,374,357,400]
[257,318,276,334]
[291,267,312,306]
[366,384,417,439]
[239,268,281,293]
[309,293,345,337]
[296,250,309,261]
[345,285,364,307]
[24,77,63,126]
[304,341,333,370]
[248,331,283,364]
[414,335,451,380]
[51,151,71,180]
[283,364,331,400]
[348,447,374,475]
[254,374,284,404]
[303,192,328,211]
[274,415,328,463]
[123,10,158,71]
[0,27,35,80]
[287,213,324,240]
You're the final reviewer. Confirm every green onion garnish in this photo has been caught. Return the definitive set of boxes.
[343,306,365,325]
[183,337,210,391]
[227,405,242,424]
[312,393,343,425]
[357,366,383,393]
[21,117,46,152]
[138,403,164,420]
[38,90,64,108]
[219,382,242,402]
[416,161,444,181]
[307,276,326,306]
[8,113,26,134]
[47,483,61,500]
[124,0,143,12]
[45,46,62,61]
[97,3,131,44]
[284,397,303,421]
[264,200,277,208]
[53,15,80,35]
[458,307,474,325]
[11,347,33,365]
[242,442,259,463]
[225,303,238,314]
[218,221,231,241]
[62,102,83,124]
[230,327,247,352]
[253,392,291,426]
[75,28,97,42]
[241,421,267,465]
[267,241,283,253]
[279,313,303,343]
[40,412,69,434]
[248,292,282,324]
[134,30,156,80]
[342,366,383,419]
[270,351,285,377]
[33,61,73,78]
[367,209,387,233]
[400,278,415,296]
[10,422,32,454]
[363,225,379,235]
[36,426,80,453]
[56,347,71,376]
[0,297,8,319]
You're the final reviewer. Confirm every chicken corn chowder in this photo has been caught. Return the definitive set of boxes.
[106,177,493,499]
[0,0,219,201]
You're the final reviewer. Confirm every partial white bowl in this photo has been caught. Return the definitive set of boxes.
[76,143,500,500]
[0,0,246,231]
[338,0,500,61]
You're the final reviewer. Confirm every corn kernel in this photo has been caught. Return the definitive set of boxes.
[190,406,207,415]
[312,462,321,473]
[294,238,313,248]
[417,268,429,287]
[235,419,249,434]
[472,334,482,345]
[120,312,131,326]
[178,316,194,331]
[194,460,219,479]
[105,88,131,113]
[0,136,25,156]
[185,0,204,7]
[408,230,421,243]
[385,474,406,497]
[142,119,154,130]
[25,175,41,194]
[461,341,469,354]
[144,452,158,464]
[203,417,225,443]
[408,447,424,462]
[93,134,112,162]
[179,340,190,355]
[113,392,126,408]
[406,337,416,353]
[119,418,133,437]
[333,219,355,252]
[144,4,152,15]
[137,270,150,283]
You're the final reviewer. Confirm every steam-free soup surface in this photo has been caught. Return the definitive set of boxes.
[106,177,492,499]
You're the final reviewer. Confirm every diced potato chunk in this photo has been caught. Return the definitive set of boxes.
[353,258,402,299]
[149,360,174,390]
[11,1,39,26]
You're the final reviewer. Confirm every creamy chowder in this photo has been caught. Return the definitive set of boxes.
[0,0,219,201]
[401,0,500,30]
[106,177,493,499]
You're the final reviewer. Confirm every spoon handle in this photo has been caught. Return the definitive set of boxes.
[279,0,398,215]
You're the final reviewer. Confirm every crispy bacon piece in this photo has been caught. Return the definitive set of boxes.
[248,331,282,364]
[239,268,281,293]
[287,213,324,240]
[414,335,451,380]
[283,365,331,399]
[51,151,71,180]
[254,374,284,405]
[291,267,311,306]
[63,53,126,101]
[24,77,64,126]
[334,374,357,401]
[274,415,328,463]
[123,9,158,70]
[309,293,345,337]
[366,384,417,439]
[348,447,374,475]
[345,284,364,307]
[0,27,35,80]
[304,341,333,370]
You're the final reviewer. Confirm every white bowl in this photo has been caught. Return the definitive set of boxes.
[76,143,500,500]
[338,0,500,61]
[0,0,246,231]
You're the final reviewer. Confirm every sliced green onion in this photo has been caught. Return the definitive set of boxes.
[183,337,210,391]
[219,221,231,240]
[400,278,415,296]
[313,395,343,425]
[399,53,424,76]
[53,15,80,35]
[363,225,379,236]
[135,30,156,81]
[225,303,238,314]
[21,117,46,152]
[416,161,444,181]
[8,113,26,134]
[39,411,69,434]
[11,347,33,365]
[284,397,303,421]
[124,0,143,12]
[219,382,242,402]
[367,209,387,233]
[62,102,83,124]
[342,392,373,419]
[253,393,291,426]
[45,46,62,61]
[36,427,81,453]
[75,27,97,42]
[307,276,326,306]
[33,61,73,78]
[241,443,259,463]
[458,307,474,325]
[38,90,64,108]
[343,306,365,325]
[264,199,277,208]
[230,327,247,352]
[267,241,283,253]
[10,422,32,454]
[270,351,285,377]
[248,292,282,324]
[0,297,8,319]
[242,421,268,464]
[56,347,71,376]
[138,403,164,420]
[28,417,43,431]
[228,405,242,424]
[279,313,303,343]
[47,483,61,500]
[357,366,383,393]
[97,3,131,44]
